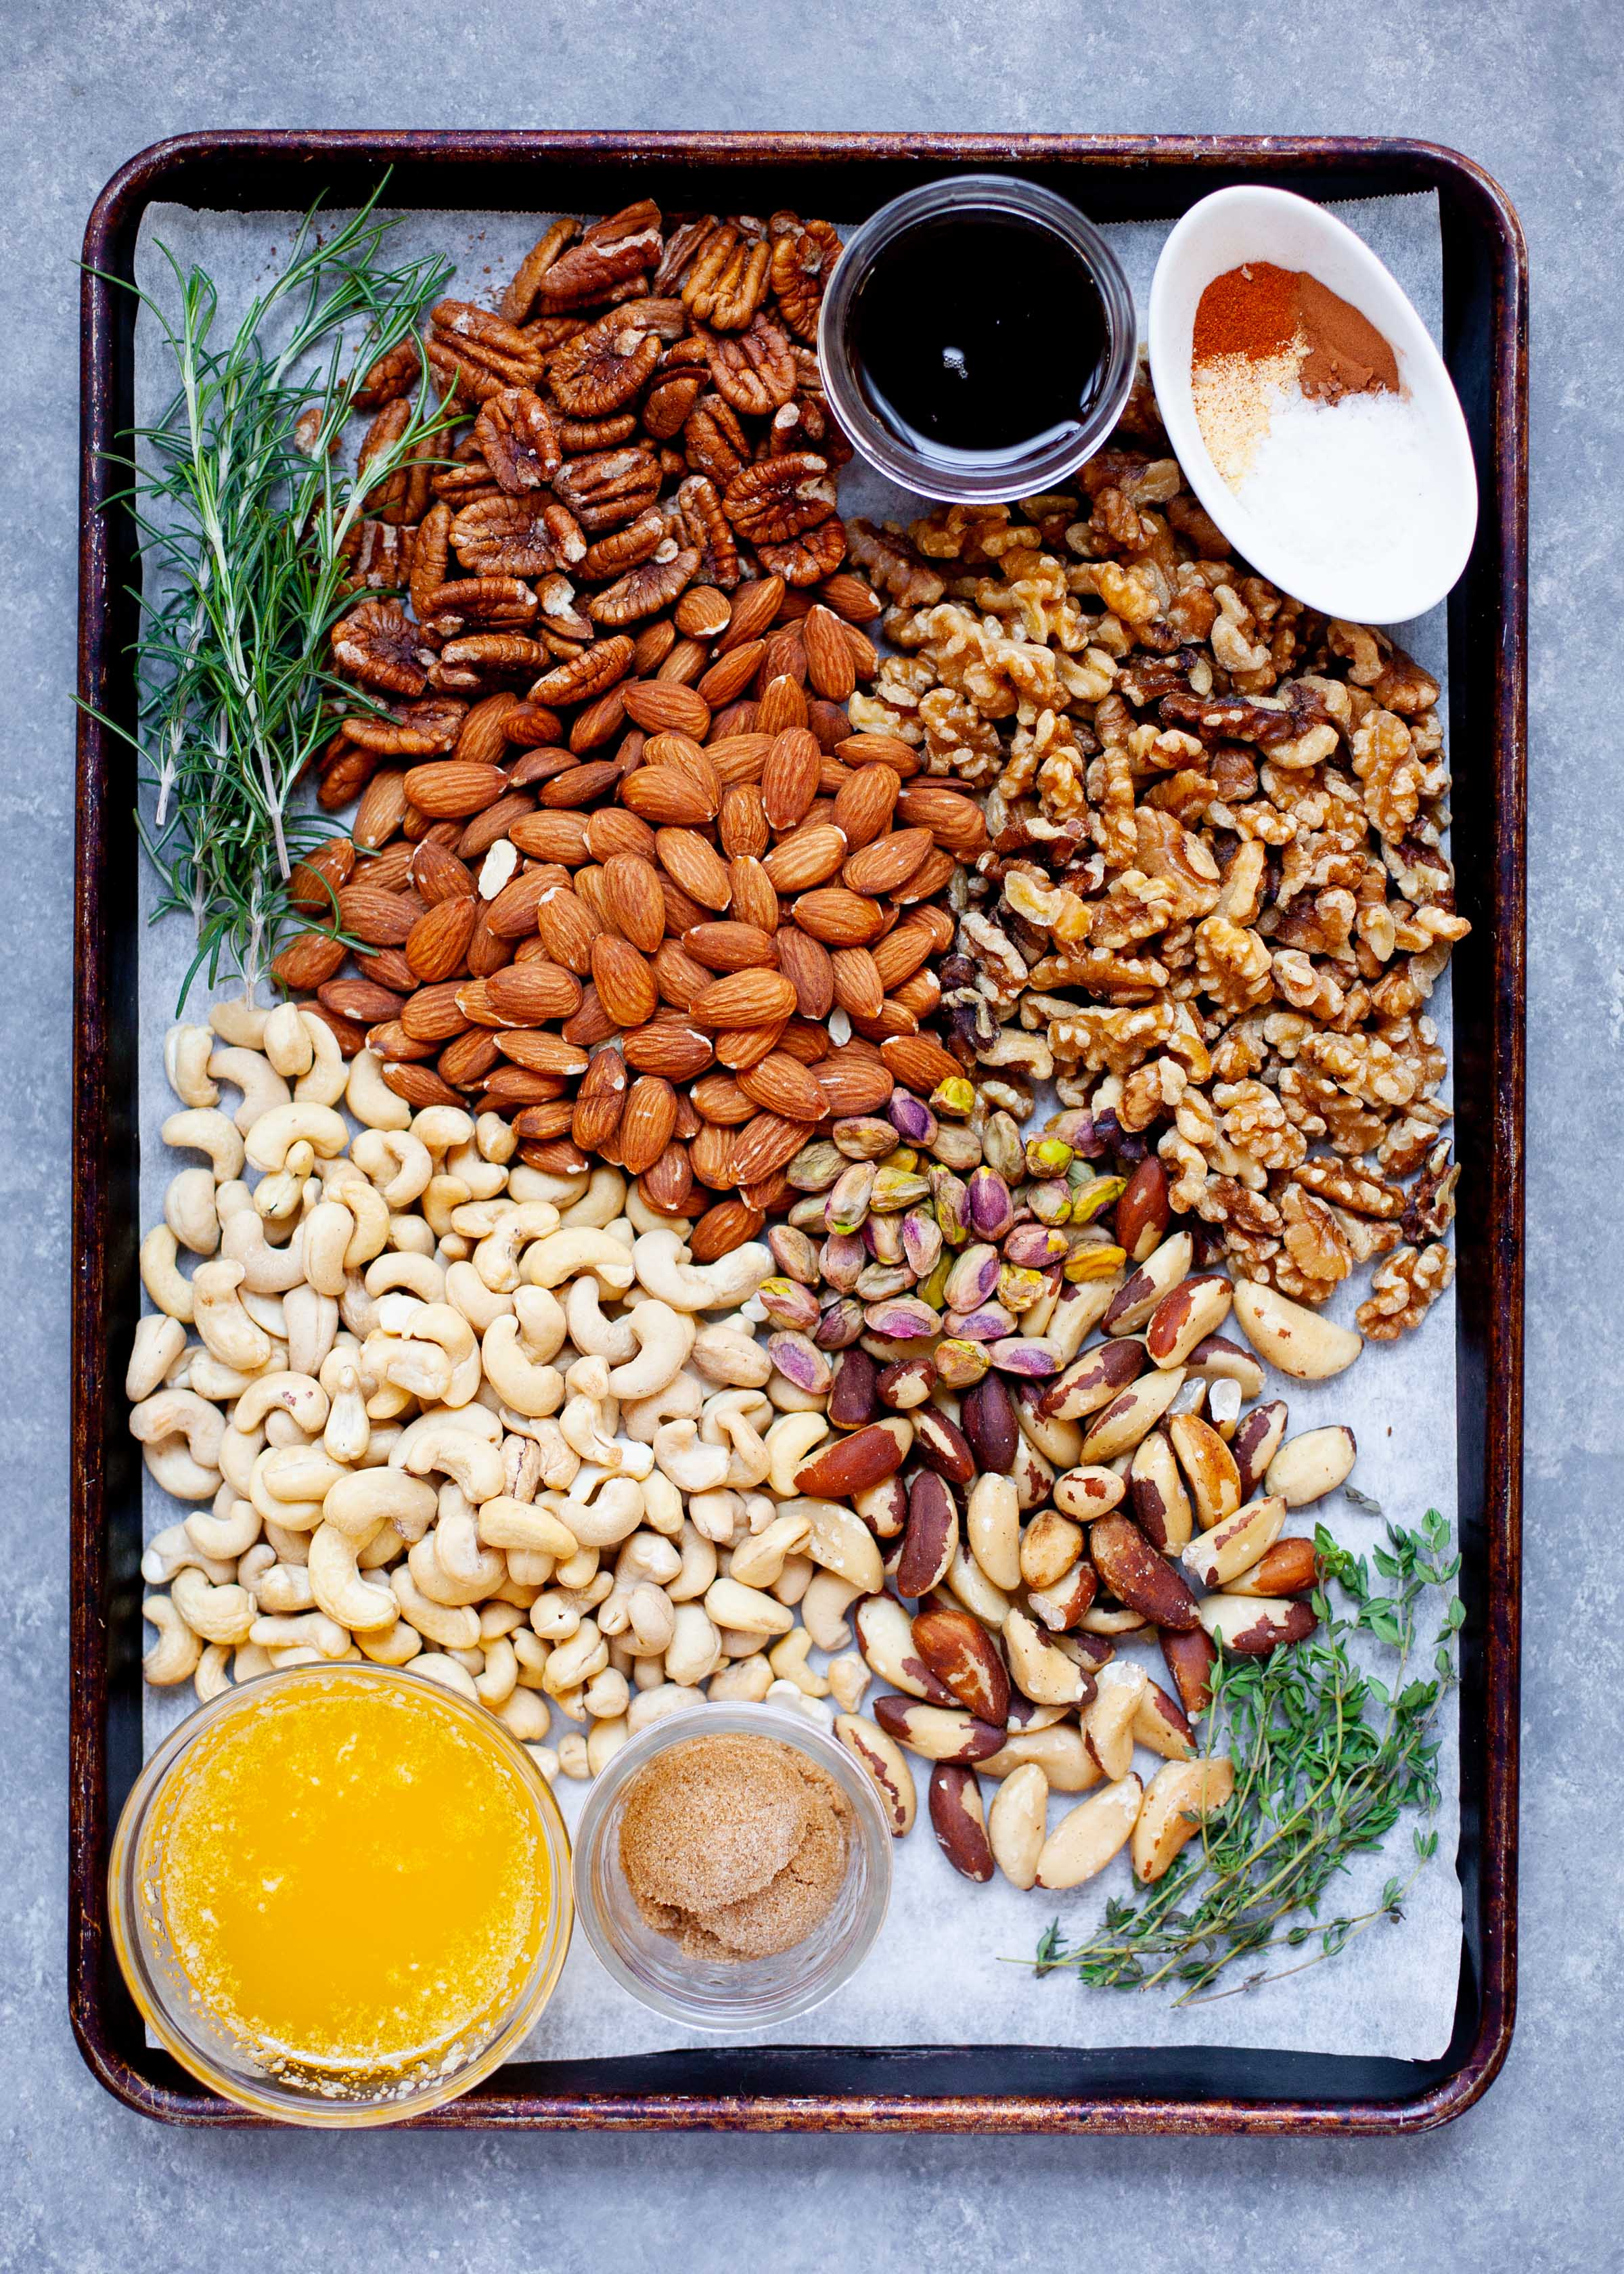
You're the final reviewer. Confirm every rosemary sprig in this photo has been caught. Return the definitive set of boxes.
[1033,1509,1462,2005]
[87,185,458,1005]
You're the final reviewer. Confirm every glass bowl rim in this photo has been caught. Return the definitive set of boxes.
[572,1702,893,2032]
[107,1662,574,2127]
[817,172,1140,504]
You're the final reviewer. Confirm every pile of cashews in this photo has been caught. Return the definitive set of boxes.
[131,1000,876,1785]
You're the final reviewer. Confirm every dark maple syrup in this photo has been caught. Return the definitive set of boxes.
[848,212,1110,475]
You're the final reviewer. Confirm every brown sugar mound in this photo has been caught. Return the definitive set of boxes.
[618,1734,852,1963]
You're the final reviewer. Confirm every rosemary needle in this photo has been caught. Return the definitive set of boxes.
[87,183,458,1007]
[1033,1509,1462,2005]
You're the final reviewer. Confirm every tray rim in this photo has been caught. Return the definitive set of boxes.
[72,126,1527,2137]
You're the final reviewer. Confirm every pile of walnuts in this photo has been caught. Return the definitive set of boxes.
[838,417,1466,1340]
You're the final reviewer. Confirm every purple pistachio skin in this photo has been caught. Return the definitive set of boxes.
[756,1276,821,1332]
[887,1089,938,1146]
[989,1336,1062,1377]
[862,1297,940,1341]
[826,1160,876,1234]
[928,1167,969,1245]
[1002,1223,1072,1270]
[945,1303,1017,1343]
[901,1207,944,1280]
[819,1232,867,1291]
[813,1295,865,1350]
[863,1212,905,1264]
[966,1167,1015,1241]
[943,1243,1001,1313]
[768,1331,833,1396]
[932,1337,992,1387]
[854,1262,913,1301]
[981,1110,1025,1182]
[767,1224,820,1283]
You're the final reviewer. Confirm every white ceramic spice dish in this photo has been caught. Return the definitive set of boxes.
[1148,185,1477,623]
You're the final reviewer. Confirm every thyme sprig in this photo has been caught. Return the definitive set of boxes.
[1033,1509,1462,2005]
[88,185,457,1005]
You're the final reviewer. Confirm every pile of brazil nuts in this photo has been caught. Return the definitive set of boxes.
[133,1003,1366,1896]
[285,199,983,1264]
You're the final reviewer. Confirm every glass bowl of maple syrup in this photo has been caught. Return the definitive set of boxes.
[819,175,1137,503]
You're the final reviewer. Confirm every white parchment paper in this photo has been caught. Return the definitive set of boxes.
[133,190,1461,2063]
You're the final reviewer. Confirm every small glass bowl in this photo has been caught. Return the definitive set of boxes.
[108,1666,574,2126]
[574,1704,893,2030]
[819,173,1138,503]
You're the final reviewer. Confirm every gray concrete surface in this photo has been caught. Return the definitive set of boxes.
[3,5,1615,2268]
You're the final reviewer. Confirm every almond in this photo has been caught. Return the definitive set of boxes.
[879,1031,960,1091]
[562,983,619,1048]
[382,1061,463,1111]
[438,1027,501,1087]
[790,887,884,946]
[318,977,402,1025]
[621,679,710,738]
[495,1031,589,1076]
[484,868,554,940]
[510,1099,575,1139]
[696,643,765,709]
[763,822,848,893]
[715,1025,785,1073]
[683,921,779,973]
[755,673,809,739]
[687,969,798,1030]
[353,843,415,893]
[622,1017,714,1079]
[271,927,347,991]
[817,572,882,623]
[355,941,419,991]
[738,1050,826,1121]
[585,806,656,863]
[688,1199,765,1262]
[489,1069,569,1110]
[832,764,898,849]
[775,925,834,1019]
[842,827,932,897]
[348,770,407,850]
[459,791,537,860]
[676,585,731,639]
[367,1019,436,1064]
[816,1046,894,1116]
[520,1137,591,1176]
[652,938,711,1010]
[718,785,770,862]
[655,828,731,912]
[507,811,591,864]
[618,765,717,826]
[761,728,822,832]
[403,759,509,818]
[483,961,583,1024]
[895,782,987,853]
[834,731,921,777]
[541,759,620,809]
[405,895,477,981]
[894,847,957,905]
[288,837,356,913]
[705,731,772,785]
[399,980,473,1044]
[730,1110,817,1183]
[871,912,941,991]
[690,1072,757,1125]
[639,1140,696,1213]
[690,1121,739,1188]
[715,576,785,652]
[618,1075,679,1176]
[337,885,422,948]
[452,692,522,767]
[532,885,597,973]
[305,1002,367,1056]
[590,933,658,1029]
[409,839,477,904]
[657,873,708,937]
[727,854,779,933]
[602,851,667,951]
[572,1046,628,1151]
[655,636,707,686]
[830,946,884,1021]
[802,604,858,701]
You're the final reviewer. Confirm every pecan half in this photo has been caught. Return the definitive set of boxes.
[683,393,751,486]
[769,217,842,342]
[551,447,662,533]
[452,494,579,577]
[678,474,742,590]
[473,389,561,493]
[579,506,667,582]
[499,218,578,324]
[331,600,427,697]
[549,313,664,417]
[702,313,796,416]
[535,201,664,309]
[757,519,849,585]
[723,453,835,543]
[530,636,635,707]
[586,543,700,626]
[679,221,771,330]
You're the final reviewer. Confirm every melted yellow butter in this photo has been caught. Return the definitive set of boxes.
[145,1678,549,2077]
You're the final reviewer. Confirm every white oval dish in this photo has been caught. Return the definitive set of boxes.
[1148,186,1476,625]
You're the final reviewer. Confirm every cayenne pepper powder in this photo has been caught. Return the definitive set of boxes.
[1190,262,1401,485]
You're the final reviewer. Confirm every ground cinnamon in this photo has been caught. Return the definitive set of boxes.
[1193,262,1398,403]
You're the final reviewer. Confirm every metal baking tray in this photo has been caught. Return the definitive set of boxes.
[72,129,1526,2134]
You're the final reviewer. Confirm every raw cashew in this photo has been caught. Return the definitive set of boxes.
[481,1316,565,1418]
[690,1324,772,1387]
[208,1046,291,1133]
[376,1297,481,1406]
[221,1209,307,1295]
[390,1565,480,1651]
[191,1260,273,1372]
[172,1566,256,1645]
[631,1228,771,1312]
[162,1107,246,1182]
[127,1315,187,1402]
[699,1390,773,1488]
[604,1302,693,1400]
[130,1387,225,1475]
[347,1048,413,1132]
[139,1226,195,1322]
[141,1523,235,1587]
[704,1575,794,1637]
[546,1473,644,1549]
[556,1167,626,1228]
[768,1626,828,1698]
[564,1274,637,1362]
[763,1410,830,1498]
[801,1571,863,1653]
[520,1226,631,1295]
[411,1653,479,1701]
[353,1128,434,1209]
[233,1370,328,1435]
[185,1493,261,1562]
[143,1595,203,1685]
[294,1011,348,1106]
[478,1496,579,1559]
[651,1419,731,1494]
[165,1024,220,1109]
[619,1368,706,1443]
[208,999,269,1050]
[322,1466,438,1540]
[394,1415,505,1504]
[244,1102,348,1174]
[727,1511,811,1588]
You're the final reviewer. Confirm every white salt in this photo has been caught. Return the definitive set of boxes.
[1235,388,1454,580]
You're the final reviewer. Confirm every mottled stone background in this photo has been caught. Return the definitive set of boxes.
[4,7,1612,2267]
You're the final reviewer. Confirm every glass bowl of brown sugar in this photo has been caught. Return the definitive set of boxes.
[572,1705,893,2030]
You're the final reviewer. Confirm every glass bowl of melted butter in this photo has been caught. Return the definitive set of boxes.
[109,1666,572,2124]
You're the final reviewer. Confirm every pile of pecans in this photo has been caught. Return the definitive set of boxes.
[840,438,1466,1341]
[275,204,989,1263]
